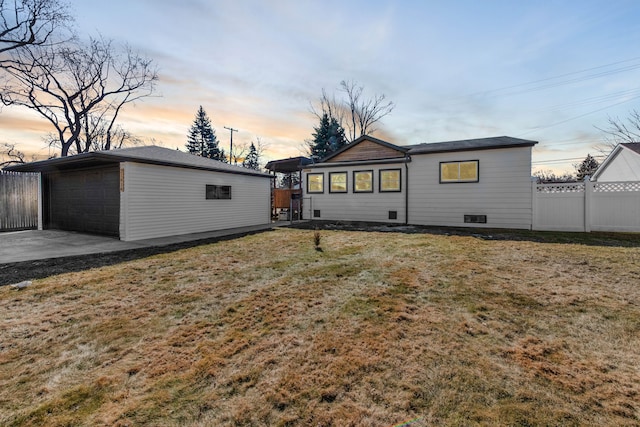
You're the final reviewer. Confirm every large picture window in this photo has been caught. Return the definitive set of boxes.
[329,172,348,193]
[206,185,232,199]
[440,160,479,183]
[353,170,373,193]
[307,173,324,193]
[379,169,401,192]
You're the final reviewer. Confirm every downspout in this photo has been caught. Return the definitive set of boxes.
[404,154,410,225]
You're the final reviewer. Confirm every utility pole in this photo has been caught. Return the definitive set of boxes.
[224,126,238,164]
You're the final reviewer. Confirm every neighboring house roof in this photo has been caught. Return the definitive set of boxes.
[621,142,640,155]
[591,143,640,181]
[311,135,538,166]
[6,146,271,177]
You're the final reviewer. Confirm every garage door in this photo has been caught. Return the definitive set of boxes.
[45,165,120,237]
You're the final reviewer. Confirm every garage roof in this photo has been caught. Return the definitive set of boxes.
[6,146,271,177]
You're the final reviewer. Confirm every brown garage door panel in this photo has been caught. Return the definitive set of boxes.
[46,166,120,237]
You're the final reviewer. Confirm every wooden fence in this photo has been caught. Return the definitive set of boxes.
[0,171,39,232]
[533,180,640,232]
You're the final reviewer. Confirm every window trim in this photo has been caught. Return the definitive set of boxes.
[205,184,232,199]
[353,169,374,193]
[307,173,324,194]
[439,160,479,183]
[329,171,348,193]
[379,168,402,192]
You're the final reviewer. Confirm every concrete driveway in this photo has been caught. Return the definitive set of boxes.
[0,222,287,264]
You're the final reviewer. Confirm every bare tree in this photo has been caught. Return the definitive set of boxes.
[310,80,395,143]
[309,88,344,129]
[0,36,157,156]
[532,169,576,184]
[0,0,70,55]
[596,110,640,154]
[0,141,37,167]
[230,137,268,166]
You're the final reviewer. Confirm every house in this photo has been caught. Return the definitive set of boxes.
[591,143,640,182]
[6,146,271,241]
[302,135,538,229]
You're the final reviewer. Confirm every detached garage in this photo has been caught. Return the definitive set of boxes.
[7,146,271,241]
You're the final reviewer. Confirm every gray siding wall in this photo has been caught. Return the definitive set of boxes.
[120,162,270,241]
[303,163,407,223]
[408,146,533,229]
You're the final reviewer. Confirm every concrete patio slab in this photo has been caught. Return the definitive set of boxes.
[0,221,298,264]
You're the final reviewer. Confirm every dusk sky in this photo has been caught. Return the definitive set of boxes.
[2,0,640,173]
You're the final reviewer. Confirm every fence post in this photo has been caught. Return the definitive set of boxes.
[530,179,537,231]
[37,173,43,230]
[584,176,592,233]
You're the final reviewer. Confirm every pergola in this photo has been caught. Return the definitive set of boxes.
[264,156,312,220]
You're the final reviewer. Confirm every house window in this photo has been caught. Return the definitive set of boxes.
[307,173,324,193]
[353,170,373,193]
[329,172,348,193]
[380,169,401,192]
[206,184,232,199]
[440,160,479,183]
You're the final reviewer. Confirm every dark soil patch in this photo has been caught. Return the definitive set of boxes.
[291,220,640,247]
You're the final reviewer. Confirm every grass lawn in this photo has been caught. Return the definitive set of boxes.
[1,228,639,426]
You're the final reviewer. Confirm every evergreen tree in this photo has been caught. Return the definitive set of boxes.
[575,154,599,180]
[186,106,224,161]
[242,142,261,170]
[308,113,347,160]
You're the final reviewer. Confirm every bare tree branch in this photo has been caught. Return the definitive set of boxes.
[310,80,395,144]
[595,110,640,154]
[340,80,395,142]
[0,36,157,156]
[0,142,27,167]
[0,0,71,55]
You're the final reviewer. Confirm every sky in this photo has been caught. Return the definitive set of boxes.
[2,0,640,174]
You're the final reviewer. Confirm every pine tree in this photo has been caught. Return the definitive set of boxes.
[242,142,261,170]
[308,113,347,160]
[575,154,599,180]
[186,106,225,161]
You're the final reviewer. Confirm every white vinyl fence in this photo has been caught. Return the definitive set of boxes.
[533,180,640,232]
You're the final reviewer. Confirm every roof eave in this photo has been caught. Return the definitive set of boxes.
[408,141,538,155]
[305,157,411,169]
[591,144,623,181]
[6,151,271,178]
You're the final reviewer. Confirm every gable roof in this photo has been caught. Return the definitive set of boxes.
[591,143,640,181]
[313,135,537,165]
[319,135,408,163]
[6,146,271,177]
[406,136,537,154]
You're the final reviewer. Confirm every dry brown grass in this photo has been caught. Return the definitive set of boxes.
[1,228,639,426]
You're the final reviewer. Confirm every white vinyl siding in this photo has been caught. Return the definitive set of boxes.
[595,148,640,182]
[303,164,407,223]
[120,162,270,241]
[408,147,533,229]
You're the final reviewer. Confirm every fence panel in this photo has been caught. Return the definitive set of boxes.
[532,182,585,231]
[590,182,640,232]
[0,171,39,232]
